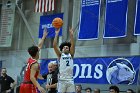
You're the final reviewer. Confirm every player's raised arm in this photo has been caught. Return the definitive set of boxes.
[53,29,61,58]
[38,28,48,49]
[69,27,75,58]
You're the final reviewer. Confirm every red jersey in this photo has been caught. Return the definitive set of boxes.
[23,57,39,82]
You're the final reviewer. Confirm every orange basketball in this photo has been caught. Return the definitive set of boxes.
[52,17,63,29]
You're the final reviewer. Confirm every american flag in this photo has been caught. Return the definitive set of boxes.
[34,0,55,12]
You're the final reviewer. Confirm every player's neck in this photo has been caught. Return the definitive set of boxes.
[63,52,69,55]
[31,57,38,60]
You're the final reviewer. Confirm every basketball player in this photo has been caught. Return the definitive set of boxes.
[53,27,75,93]
[19,29,48,93]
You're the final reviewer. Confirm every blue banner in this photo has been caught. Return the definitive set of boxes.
[78,0,100,40]
[134,0,140,35]
[103,0,128,38]
[38,13,63,38]
[40,56,140,85]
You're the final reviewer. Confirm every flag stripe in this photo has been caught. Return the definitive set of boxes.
[42,0,44,12]
[52,0,54,10]
[45,0,48,12]
[48,0,52,11]
[39,0,42,12]
[35,0,39,12]
[35,0,54,12]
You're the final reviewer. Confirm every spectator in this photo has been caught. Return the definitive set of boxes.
[85,87,92,93]
[94,88,100,93]
[50,60,59,74]
[109,85,119,93]
[0,68,16,93]
[76,85,82,93]
[126,89,135,93]
[42,62,58,93]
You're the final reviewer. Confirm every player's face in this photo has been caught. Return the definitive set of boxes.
[109,89,117,93]
[36,49,40,59]
[62,46,70,54]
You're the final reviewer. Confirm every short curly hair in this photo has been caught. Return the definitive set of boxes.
[59,41,71,51]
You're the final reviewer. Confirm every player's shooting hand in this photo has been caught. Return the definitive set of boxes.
[38,86,46,93]
[55,28,60,35]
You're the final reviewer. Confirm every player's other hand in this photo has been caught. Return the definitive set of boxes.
[69,27,74,37]
[38,86,46,93]
[43,28,48,37]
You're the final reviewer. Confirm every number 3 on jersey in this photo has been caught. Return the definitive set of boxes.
[66,60,70,66]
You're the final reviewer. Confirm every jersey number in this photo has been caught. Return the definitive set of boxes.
[66,60,70,66]
[25,63,29,71]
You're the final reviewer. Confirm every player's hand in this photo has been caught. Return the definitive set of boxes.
[55,28,60,35]
[43,28,48,37]
[38,86,46,93]
[69,27,74,37]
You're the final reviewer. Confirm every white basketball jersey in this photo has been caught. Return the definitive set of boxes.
[59,53,73,80]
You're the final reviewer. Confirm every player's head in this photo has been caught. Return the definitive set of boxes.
[59,41,71,54]
[109,86,119,93]
[28,46,39,59]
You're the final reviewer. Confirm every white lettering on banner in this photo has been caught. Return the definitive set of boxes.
[73,64,80,79]
[42,24,53,29]
[79,64,92,78]
[108,0,122,3]
[94,64,103,79]
[82,0,99,7]
[73,64,103,79]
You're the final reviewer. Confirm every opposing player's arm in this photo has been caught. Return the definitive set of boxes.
[53,29,61,58]
[69,27,75,58]
[30,63,41,88]
[30,63,46,93]
[38,28,48,49]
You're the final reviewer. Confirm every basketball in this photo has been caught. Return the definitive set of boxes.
[52,17,63,29]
